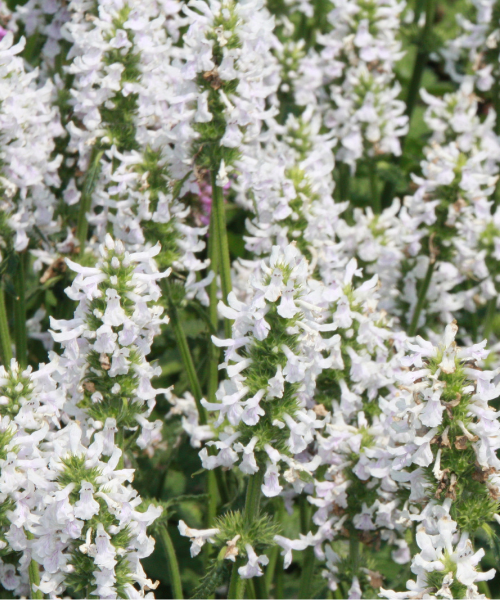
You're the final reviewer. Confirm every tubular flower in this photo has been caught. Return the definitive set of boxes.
[49,234,169,454]
[201,244,329,495]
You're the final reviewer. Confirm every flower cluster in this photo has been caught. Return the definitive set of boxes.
[382,323,500,598]
[3,0,500,598]
[49,235,168,450]
[201,244,328,497]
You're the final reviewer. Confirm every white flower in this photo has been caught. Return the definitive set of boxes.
[178,521,220,557]
[274,535,310,569]
[237,544,269,579]
[74,481,100,520]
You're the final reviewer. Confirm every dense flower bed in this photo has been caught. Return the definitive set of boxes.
[0,0,500,598]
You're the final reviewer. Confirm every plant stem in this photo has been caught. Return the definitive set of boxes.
[13,253,27,369]
[210,171,232,339]
[244,470,264,525]
[246,579,257,599]
[275,554,284,600]
[405,0,436,125]
[337,162,350,202]
[266,500,284,595]
[162,280,206,425]
[381,0,436,209]
[76,148,104,253]
[349,536,360,575]
[203,470,218,570]
[477,580,492,598]
[159,524,184,600]
[265,545,278,590]
[412,0,426,24]
[369,160,380,214]
[228,471,265,599]
[25,531,43,599]
[253,570,268,599]
[484,298,496,340]
[298,497,314,599]
[207,207,221,404]
[333,587,343,599]
[408,259,434,337]
[0,284,12,366]
[298,547,315,599]
[228,559,246,600]
[117,429,125,470]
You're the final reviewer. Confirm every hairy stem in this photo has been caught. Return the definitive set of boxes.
[13,254,27,369]
[298,497,314,599]
[253,570,268,599]
[298,547,316,600]
[228,471,265,599]
[228,560,246,600]
[369,160,380,214]
[381,0,436,209]
[210,170,232,340]
[275,554,284,599]
[207,206,221,404]
[116,429,125,470]
[484,297,496,340]
[159,524,184,600]
[337,162,350,202]
[405,0,436,124]
[162,280,206,424]
[349,536,360,575]
[25,531,43,599]
[0,284,12,366]
[408,259,434,337]
[76,148,104,253]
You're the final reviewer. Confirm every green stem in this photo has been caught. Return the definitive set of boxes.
[228,471,265,599]
[159,524,184,600]
[244,470,264,525]
[349,537,360,575]
[369,160,380,214]
[228,559,246,600]
[477,580,492,598]
[162,281,206,425]
[298,547,315,599]
[253,570,268,599]
[0,284,12,365]
[412,0,426,24]
[381,0,436,210]
[13,254,27,369]
[246,579,257,599]
[265,545,278,590]
[203,470,218,569]
[484,298,496,340]
[25,531,43,599]
[207,207,220,404]
[76,148,104,253]
[266,500,284,594]
[337,163,350,202]
[211,172,232,336]
[117,429,125,470]
[275,554,284,599]
[405,0,436,125]
[298,498,314,599]
[408,259,434,337]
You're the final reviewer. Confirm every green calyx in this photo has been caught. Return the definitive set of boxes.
[235,302,301,455]
[214,510,281,558]
[57,457,134,599]
[0,366,33,420]
[192,1,243,171]
[100,5,141,153]
[420,355,500,532]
